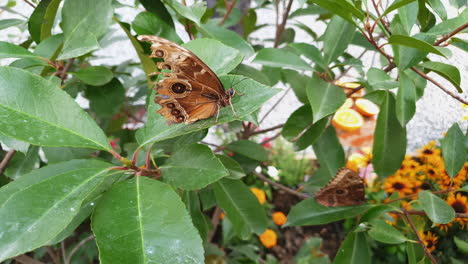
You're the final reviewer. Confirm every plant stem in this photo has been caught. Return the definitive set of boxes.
[65,235,95,264]
[403,209,438,264]
[433,22,468,46]
[253,171,310,199]
[0,149,16,175]
[273,0,294,48]
[22,0,36,8]
[249,124,284,136]
[219,0,237,26]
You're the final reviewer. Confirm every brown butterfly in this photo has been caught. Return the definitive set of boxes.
[137,35,237,125]
[315,168,366,207]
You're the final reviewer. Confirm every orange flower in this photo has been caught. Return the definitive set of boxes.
[419,231,438,252]
[446,193,468,226]
[251,187,266,205]
[383,175,416,196]
[272,212,287,226]
[220,212,225,220]
[259,229,277,248]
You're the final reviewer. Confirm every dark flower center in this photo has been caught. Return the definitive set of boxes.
[423,149,434,155]
[420,182,432,190]
[427,240,433,248]
[452,201,467,214]
[393,182,405,190]
[428,169,435,175]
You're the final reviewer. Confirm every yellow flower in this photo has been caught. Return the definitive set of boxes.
[436,222,453,232]
[272,211,287,226]
[251,187,266,205]
[346,153,367,172]
[259,229,277,248]
[446,193,468,226]
[419,231,438,252]
[383,175,415,196]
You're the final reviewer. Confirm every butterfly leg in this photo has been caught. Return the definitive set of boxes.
[215,105,221,123]
[229,103,239,118]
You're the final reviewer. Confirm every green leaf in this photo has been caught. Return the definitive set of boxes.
[360,204,399,223]
[85,78,126,118]
[183,191,210,242]
[0,159,113,261]
[213,178,268,237]
[311,0,362,25]
[389,35,446,57]
[199,24,254,57]
[132,11,181,43]
[373,92,407,178]
[161,0,206,25]
[398,2,418,35]
[451,37,468,52]
[282,69,310,103]
[161,144,228,190]
[312,125,345,180]
[139,0,174,28]
[136,75,279,146]
[28,0,61,43]
[333,232,371,264]
[286,199,372,226]
[71,66,113,86]
[396,71,416,126]
[367,68,399,89]
[419,190,455,224]
[59,0,113,59]
[231,64,271,86]
[252,48,313,71]
[4,146,39,180]
[419,61,462,93]
[393,33,437,70]
[0,18,25,30]
[0,67,112,151]
[182,38,242,76]
[43,146,94,163]
[116,19,157,86]
[295,118,328,151]
[322,16,356,65]
[427,0,447,20]
[282,105,313,141]
[427,9,468,35]
[288,42,327,69]
[306,75,346,123]
[441,123,467,178]
[454,237,468,254]
[0,41,41,59]
[382,0,417,16]
[92,177,204,264]
[227,140,268,161]
[0,133,29,153]
[216,154,245,180]
[368,219,409,244]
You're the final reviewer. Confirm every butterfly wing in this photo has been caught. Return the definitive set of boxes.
[315,168,366,207]
[138,35,226,124]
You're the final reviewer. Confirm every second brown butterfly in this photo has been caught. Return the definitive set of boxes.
[138,35,236,125]
[315,168,366,207]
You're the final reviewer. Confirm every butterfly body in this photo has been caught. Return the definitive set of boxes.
[138,35,234,124]
[315,168,366,207]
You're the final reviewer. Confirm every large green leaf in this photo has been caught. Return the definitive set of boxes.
[368,219,409,244]
[28,0,61,43]
[199,24,254,57]
[161,144,228,190]
[397,2,418,35]
[307,75,346,123]
[382,0,417,16]
[389,35,446,57]
[71,66,113,86]
[286,198,372,226]
[282,105,313,141]
[252,48,313,71]
[322,16,356,65]
[373,92,407,178]
[396,71,416,126]
[227,140,268,161]
[288,43,327,69]
[217,154,245,180]
[419,61,462,93]
[85,78,126,118]
[392,33,437,70]
[427,8,468,35]
[161,0,206,25]
[59,0,113,59]
[132,11,181,43]
[0,41,41,59]
[136,75,279,146]
[0,133,29,153]
[367,68,399,89]
[183,191,210,242]
[282,69,309,103]
[92,177,204,264]
[310,0,363,25]
[441,123,466,178]
[0,159,114,261]
[139,0,174,28]
[213,178,268,238]
[419,190,455,224]
[0,67,112,151]
[312,125,345,180]
[182,38,242,76]
[333,232,371,264]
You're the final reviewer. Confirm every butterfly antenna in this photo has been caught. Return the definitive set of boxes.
[230,77,249,96]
